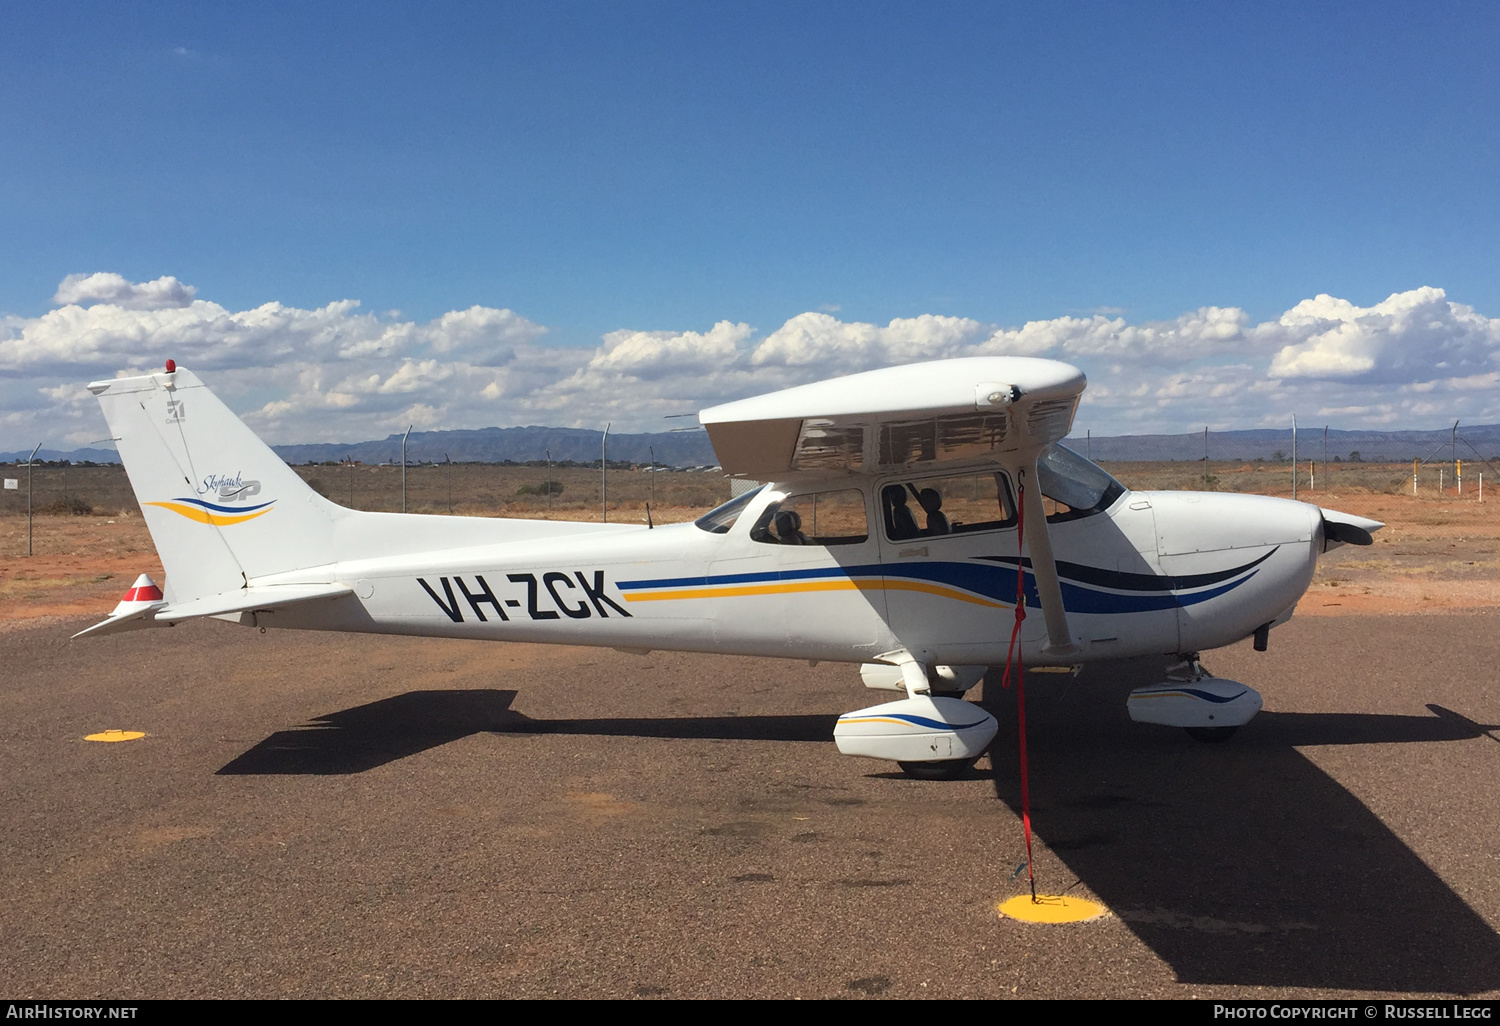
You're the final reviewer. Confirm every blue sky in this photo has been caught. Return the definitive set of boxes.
[4,2,1500,447]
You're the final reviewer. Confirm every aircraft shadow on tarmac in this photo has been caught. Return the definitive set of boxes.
[216,688,837,776]
[977,658,1500,996]
[218,678,1500,995]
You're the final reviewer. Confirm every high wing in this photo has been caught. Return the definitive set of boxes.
[701,357,1086,655]
[699,356,1085,479]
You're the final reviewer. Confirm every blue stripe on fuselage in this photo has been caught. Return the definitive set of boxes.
[617,555,1266,614]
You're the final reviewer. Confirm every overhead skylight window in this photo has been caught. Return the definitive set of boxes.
[878,412,1010,466]
[790,420,866,471]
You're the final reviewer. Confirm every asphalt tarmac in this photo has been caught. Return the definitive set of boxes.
[2,611,1498,999]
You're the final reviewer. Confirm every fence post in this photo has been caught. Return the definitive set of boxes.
[25,442,40,557]
[1452,420,1459,494]
[601,423,610,523]
[1291,415,1297,500]
[401,424,412,514]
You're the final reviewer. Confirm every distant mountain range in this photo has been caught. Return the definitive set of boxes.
[269,425,721,467]
[6,422,1500,467]
[1,426,721,467]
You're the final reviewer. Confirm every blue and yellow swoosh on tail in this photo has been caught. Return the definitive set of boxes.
[144,497,276,526]
[616,552,1271,615]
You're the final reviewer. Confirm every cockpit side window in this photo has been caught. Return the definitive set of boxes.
[882,472,1016,541]
[750,488,870,546]
[1035,444,1125,523]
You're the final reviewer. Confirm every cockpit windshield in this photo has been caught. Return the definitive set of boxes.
[1036,444,1125,522]
[694,485,766,534]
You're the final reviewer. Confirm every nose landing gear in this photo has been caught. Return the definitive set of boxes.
[1126,655,1263,742]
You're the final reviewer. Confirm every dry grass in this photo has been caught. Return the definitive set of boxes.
[1099,460,1450,497]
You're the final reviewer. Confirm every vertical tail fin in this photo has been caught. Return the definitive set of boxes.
[89,366,343,604]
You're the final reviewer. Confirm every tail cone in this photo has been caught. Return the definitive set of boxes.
[111,574,166,616]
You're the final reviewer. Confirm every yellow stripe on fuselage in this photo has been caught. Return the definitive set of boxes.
[144,501,273,527]
[623,578,1003,609]
[879,580,1004,608]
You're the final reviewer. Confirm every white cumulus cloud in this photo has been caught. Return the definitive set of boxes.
[1264,287,1500,383]
[588,321,752,379]
[8,273,1500,452]
[751,312,987,369]
[53,272,197,310]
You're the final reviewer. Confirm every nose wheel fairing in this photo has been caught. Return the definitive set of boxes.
[1127,657,1264,742]
[834,695,999,765]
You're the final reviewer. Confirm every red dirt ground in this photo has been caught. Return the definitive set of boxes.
[2,487,1495,627]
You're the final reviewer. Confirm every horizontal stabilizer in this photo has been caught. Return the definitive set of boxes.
[159,583,355,620]
[71,608,164,640]
[74,582,355,640]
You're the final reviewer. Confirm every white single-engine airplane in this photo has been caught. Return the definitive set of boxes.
[79,356,1382,778]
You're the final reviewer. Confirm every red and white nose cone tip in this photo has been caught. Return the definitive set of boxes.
[112,574,165,615]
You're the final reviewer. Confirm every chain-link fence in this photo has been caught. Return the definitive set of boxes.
[1071,424,1500,500]
[4,421,1497,531]
[0,461,733,523]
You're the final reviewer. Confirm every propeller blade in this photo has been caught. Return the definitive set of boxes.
[1319,508,1383,549]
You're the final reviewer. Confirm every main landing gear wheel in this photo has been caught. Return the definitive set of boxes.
[898,758,973,780]
[1184,726,1238,743]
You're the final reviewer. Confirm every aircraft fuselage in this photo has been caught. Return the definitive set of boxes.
[248,481,1322,667]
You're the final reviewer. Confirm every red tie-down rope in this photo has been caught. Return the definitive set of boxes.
[1000,475,1037,902]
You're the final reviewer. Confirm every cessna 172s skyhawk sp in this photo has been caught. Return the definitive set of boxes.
[78,356,1381,778]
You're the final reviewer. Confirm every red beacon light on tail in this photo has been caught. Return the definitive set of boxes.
[165,359,176,373]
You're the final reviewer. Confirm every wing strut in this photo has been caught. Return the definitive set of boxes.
[1018,463,1079,657]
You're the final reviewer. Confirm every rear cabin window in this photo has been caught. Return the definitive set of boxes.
[750,489,870,546]
[882,472,1017,541]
